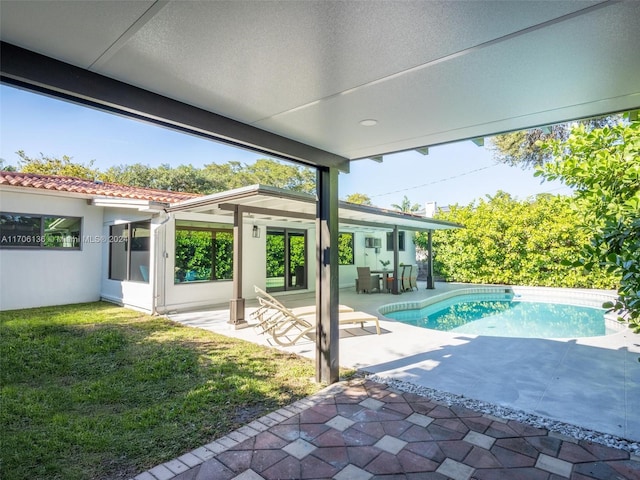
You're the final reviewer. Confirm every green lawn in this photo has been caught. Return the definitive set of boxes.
[0,302,329,480]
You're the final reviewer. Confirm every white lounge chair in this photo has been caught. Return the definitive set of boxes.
[251,285,353,325]
[255,297,381,346]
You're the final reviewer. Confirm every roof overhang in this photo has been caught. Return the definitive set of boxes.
[90,197,168,213]
[0,42,350,173]
[167,184,462,232]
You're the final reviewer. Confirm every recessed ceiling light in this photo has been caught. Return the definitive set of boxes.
[359,119,378,127]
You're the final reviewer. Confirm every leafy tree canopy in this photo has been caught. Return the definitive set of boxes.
[9,152,316,195]
[0,158,16,171]
[537,119,640,330]
[344,193,373,205]
[15,150,100,179]
[415,191,618,290]
[489,115,622,169]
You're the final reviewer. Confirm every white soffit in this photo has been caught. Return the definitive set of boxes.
[168,185,460,231]
[1,0,638,160]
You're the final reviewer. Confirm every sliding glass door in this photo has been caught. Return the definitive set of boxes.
[266,228,307,292]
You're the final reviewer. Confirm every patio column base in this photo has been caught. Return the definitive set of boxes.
[229,298,249,329]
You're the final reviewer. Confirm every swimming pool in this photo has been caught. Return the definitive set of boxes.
[381,289,621,339]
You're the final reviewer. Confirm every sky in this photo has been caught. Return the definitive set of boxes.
[0,84,572,209]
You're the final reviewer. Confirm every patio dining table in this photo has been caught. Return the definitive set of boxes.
[371,269,394,293]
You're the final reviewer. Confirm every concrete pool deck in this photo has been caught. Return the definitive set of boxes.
[169,282,640,445]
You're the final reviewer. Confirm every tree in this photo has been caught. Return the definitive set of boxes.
[101,158,314,194]
[16,151,100,179]
[12,152,313,197]
[344,193,373,205]
[0,158,16,171]
[391,195,420,213]
[202,161,253,191]
[489,115,622,169]
[415,192,618,289]
[489,126,569,169]
[154,164,217,193]
[101,163,156,188]
[244,159,315,194]
[537,119,640,331]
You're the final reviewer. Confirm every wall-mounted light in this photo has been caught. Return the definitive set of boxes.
[471,137,484,147]
[252,225,260,238]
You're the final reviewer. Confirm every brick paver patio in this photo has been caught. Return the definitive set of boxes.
[133,378,640,480]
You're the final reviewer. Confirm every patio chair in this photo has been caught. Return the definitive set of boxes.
[401,264,417,292]
[384,266,407,293]
[408,265,418,291]
[386,273,395,293]
[355,267,381,294]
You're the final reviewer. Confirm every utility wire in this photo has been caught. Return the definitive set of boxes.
[370,164,498,198]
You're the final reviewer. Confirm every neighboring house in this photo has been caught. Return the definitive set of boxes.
[0,171,460,313]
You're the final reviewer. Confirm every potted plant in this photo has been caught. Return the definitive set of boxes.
[380,259,390,271]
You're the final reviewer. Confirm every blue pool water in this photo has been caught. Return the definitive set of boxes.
[384,293,611,338]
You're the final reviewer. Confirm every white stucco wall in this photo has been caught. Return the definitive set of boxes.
[0,189,104,310]
[0,187,423,313]
[339,231,418,289]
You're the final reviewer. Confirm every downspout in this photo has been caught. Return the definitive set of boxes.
[152,212,172,315]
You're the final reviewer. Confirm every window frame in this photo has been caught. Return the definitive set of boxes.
[108,220,151,283]
[174,221,234,284]
[386,231,406,251]
[0,212,82,250]
[338,232,355,265]
[265,227,307,292]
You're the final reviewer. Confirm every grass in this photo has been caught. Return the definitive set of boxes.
[0,302,335,480]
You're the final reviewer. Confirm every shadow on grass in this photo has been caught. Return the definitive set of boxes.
[0,301,320,480]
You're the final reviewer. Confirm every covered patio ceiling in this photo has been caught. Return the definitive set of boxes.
[1,0,638,384]
[166,184,462,232]
[1,1,639,170]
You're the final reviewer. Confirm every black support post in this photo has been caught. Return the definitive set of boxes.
[426,230,435,289]
[315,166,339,384]
[392,226,400,294]
[229,205,248,327]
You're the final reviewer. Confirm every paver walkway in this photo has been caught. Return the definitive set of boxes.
[134,378,640,480]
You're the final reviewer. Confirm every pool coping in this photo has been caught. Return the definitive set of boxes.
[377,285,627,336]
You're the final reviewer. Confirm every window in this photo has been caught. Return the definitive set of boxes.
[174,221,233,283]
[109,221,150,283]
[338,232,354,265]
[386,231,406,251]
[265,228,306,292]
[0,213,81,249]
